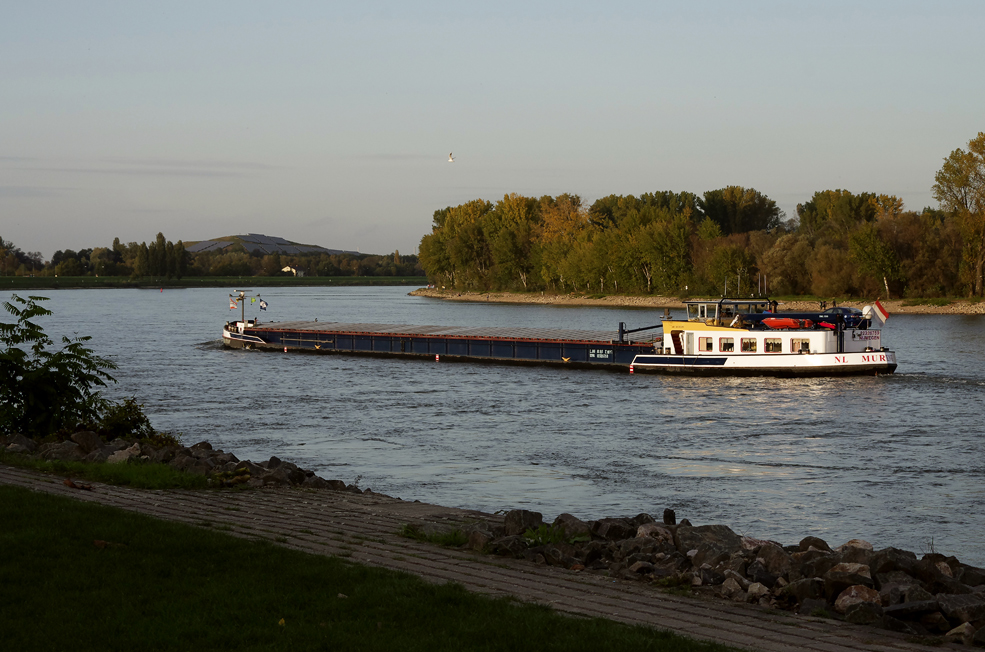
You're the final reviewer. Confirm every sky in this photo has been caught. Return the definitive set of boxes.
[2,1,983,259]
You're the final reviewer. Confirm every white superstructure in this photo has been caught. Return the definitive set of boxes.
[629,299,897,376]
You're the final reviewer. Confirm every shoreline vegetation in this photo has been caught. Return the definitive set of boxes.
[410,288,985,315]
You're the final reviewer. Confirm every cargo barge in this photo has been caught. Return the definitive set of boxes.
[222,319,659,369]
[221,293,897,376]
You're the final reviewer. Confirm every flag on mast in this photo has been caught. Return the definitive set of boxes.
[873,300,889,324]
[229,297,237,310]
[259,300,268,311]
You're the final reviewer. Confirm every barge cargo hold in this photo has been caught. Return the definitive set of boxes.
[222,320,659,369]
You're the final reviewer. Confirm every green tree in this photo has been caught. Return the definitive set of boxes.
[699,186,783,235]
[933,132,985,295]
[849,222,901,298]
[173,241,187,279]
[134,243,149,277]
[0,295,117,437]
[797,190,878,241]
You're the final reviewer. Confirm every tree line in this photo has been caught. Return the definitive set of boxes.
[418,132,985,298]
[0,234,423,279]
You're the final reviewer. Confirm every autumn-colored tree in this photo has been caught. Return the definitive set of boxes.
[933,132,985,295]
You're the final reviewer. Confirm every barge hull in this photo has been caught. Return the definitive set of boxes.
[630,351,897,377]
[223,321,656,370]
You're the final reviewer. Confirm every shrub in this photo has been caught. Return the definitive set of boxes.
[0,295,116,437]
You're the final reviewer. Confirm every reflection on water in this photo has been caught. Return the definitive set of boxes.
[2,287,984,565]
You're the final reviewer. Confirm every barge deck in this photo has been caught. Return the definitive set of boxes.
[223,320,660,369]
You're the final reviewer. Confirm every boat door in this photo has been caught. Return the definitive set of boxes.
[685,332,694,355]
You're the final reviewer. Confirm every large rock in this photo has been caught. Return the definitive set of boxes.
[41,441,84,462]
[489,535,527,558]
[801,553,838,580]
[553,513,592,539]
[69,430,102,454]
[844,601,884,625]
[302,474,330,489]
[957,564,985,587]
[84,449,110,463]
[757,543,792,577]
[591,518,636,542]
[944,622,977,646]
[823,563,872,598]
[6,433,37,452]
[170,453,213,476]
[467,529,493,552]
[504,510,543,536]
[799,536,832,553]
[869,547,917,576]
[936,592,985,623]
[675,524,742,569]
[107,443,141,464]
[834,584,881,614]
[782,577,825,604]
[837,538,873,552]
[261,466,293,486]
[720,577,744,600]
[637,522,675,545]
[746,560,779,588]
[675,524,742,555]
[883,599,940,619]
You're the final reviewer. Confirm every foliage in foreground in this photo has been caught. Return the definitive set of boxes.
[0,294,170,443]
[0,486,738,652]
[0,295,116,437]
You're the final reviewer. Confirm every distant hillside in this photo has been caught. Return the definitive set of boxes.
[184,233,359,256]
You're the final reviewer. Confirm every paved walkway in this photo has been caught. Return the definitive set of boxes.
[1,464,956,652]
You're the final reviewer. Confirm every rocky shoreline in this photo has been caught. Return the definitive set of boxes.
[6,431,985,646]
[409,288,985,315]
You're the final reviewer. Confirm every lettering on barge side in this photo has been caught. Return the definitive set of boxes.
[589,348,613,361]
[851,330,881,341]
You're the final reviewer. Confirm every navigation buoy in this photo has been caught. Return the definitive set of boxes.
[435,354,440,361]
[283,347,287,353]
[629,365,634,374]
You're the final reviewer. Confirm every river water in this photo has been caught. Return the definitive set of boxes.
[4,286,984,565]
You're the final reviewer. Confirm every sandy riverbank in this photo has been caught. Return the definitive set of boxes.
[410,288,985,315]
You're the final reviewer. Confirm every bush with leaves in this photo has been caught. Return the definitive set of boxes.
[0,294,118,438]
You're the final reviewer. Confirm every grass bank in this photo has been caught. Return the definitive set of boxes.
[0,275,428,290]
[0,449,209,490]
[0,486,737,652]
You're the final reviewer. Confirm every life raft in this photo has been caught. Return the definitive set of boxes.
[762,317,814,330]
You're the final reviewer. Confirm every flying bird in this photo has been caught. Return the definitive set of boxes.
[448,152,455,162]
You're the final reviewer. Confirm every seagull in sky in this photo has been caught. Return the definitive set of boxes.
[448,152,455,162]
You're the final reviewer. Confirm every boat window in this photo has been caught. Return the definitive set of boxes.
[698,337,713,352]
[791,338,810,353]
[764,338,782,353]
[719,337,734,352]
[741,338,757,352]
[687,305,700,321]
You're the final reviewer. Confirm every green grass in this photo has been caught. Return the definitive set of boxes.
[0,486,744,652]
[0,450,209,490]
[0,275,428,290]
[398,523,469,547]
